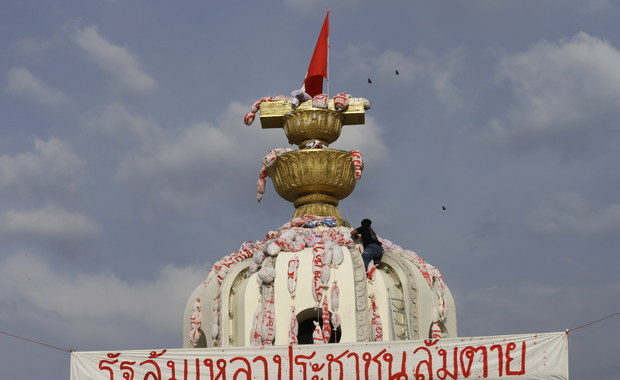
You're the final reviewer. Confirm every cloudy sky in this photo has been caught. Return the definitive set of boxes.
[1,0,619,378]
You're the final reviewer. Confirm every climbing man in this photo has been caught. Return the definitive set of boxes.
[351,218,384,270]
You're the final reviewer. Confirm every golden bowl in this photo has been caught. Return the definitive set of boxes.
[282,109,344,147]
[266,149,356,203]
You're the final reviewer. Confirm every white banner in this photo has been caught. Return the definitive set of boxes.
[71,331,568,379]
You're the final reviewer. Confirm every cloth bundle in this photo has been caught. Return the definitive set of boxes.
[289,306,298,345]
[321,297,332,343]
[312,242,325,306]
[311,93,329,109]
[188,298,202,347]
[312,321,324,344]
[302,216,337,228]
[287,256,299,296]
[260,285,276,345]
[262,147,292,167]
[291,90,312,109]
[350,150,364,180]
[305,139,326,149]
[256,148,293,202]
[333,92,351,111]
[244,95,289,126]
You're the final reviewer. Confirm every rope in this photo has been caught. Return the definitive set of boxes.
[2,312,617,353]
[0,330,72,353]
[567,311,620,333]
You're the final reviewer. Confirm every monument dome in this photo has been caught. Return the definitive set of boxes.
[182,95,457,348]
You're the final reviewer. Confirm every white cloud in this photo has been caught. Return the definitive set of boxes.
[116,122,239,183]
[73,25,157,93]
[111,101,273,211]
[491,32,620,153]
[528,192,620,238]
[0,205,99,246]
[331,114,389,163]
[0,138,85,201]
[5,67,68,105]
[87,102,163,147]
[0,251,206,334]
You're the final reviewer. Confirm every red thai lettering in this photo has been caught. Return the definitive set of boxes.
[252,356,268,379]
[345,351,361,380]
[326,349,350,380]
[436,348,458,379]
[139,359,162,380]
[148,349,167,358]
[459,346,488,378]
[98,352,121,380]
[295,351,318,380]
[273,354,283,380]
[193,357,201,380]
[165,360,177,380]
[505,342,526,376]
[490,344,504,377]
[382,351,408,380]
[413,346,433,380]
[363,349,387,380]
[203,358,227,380]
[230,356,252,380]
[120,361,136,380]
[424,339,439,347]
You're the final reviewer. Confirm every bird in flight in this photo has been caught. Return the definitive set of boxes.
[395,70,400,75]
[368,78,372,83]
[442,206,447,211]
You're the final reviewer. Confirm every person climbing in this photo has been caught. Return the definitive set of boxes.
[350,218,383,270]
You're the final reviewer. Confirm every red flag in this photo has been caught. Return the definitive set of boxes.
[303,12,329,97]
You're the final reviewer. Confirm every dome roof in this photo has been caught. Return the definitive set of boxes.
[183,216,456,348]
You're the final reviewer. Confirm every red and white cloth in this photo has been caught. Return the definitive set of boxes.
[244,96,289,126]
[350,150,364,180]
[367,260,377,281]
[289,306,298,345]
[312,321,325,344]
[321,297,332,343]
[334,92,351,111]
[312,93,328,109]
[369,294,383,342]
[331,311,341,329]
[287,256,299,297]
[261,286,275,345]
[312,241,325,306]
[330,281,340,312]
[250,304,263,346]
[188,298,202,347]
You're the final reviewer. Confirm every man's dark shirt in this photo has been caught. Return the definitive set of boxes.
[355,225,382,248]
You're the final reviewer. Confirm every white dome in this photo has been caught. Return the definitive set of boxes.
[183,216,457,348]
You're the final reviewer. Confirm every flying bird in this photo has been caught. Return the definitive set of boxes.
[442,206,446,211]
[395,70,399,75]
[368,78,372,83]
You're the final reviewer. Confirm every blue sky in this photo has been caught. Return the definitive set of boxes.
[1,0,619,378]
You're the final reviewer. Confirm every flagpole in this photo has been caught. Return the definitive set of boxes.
[327,10,330,97]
